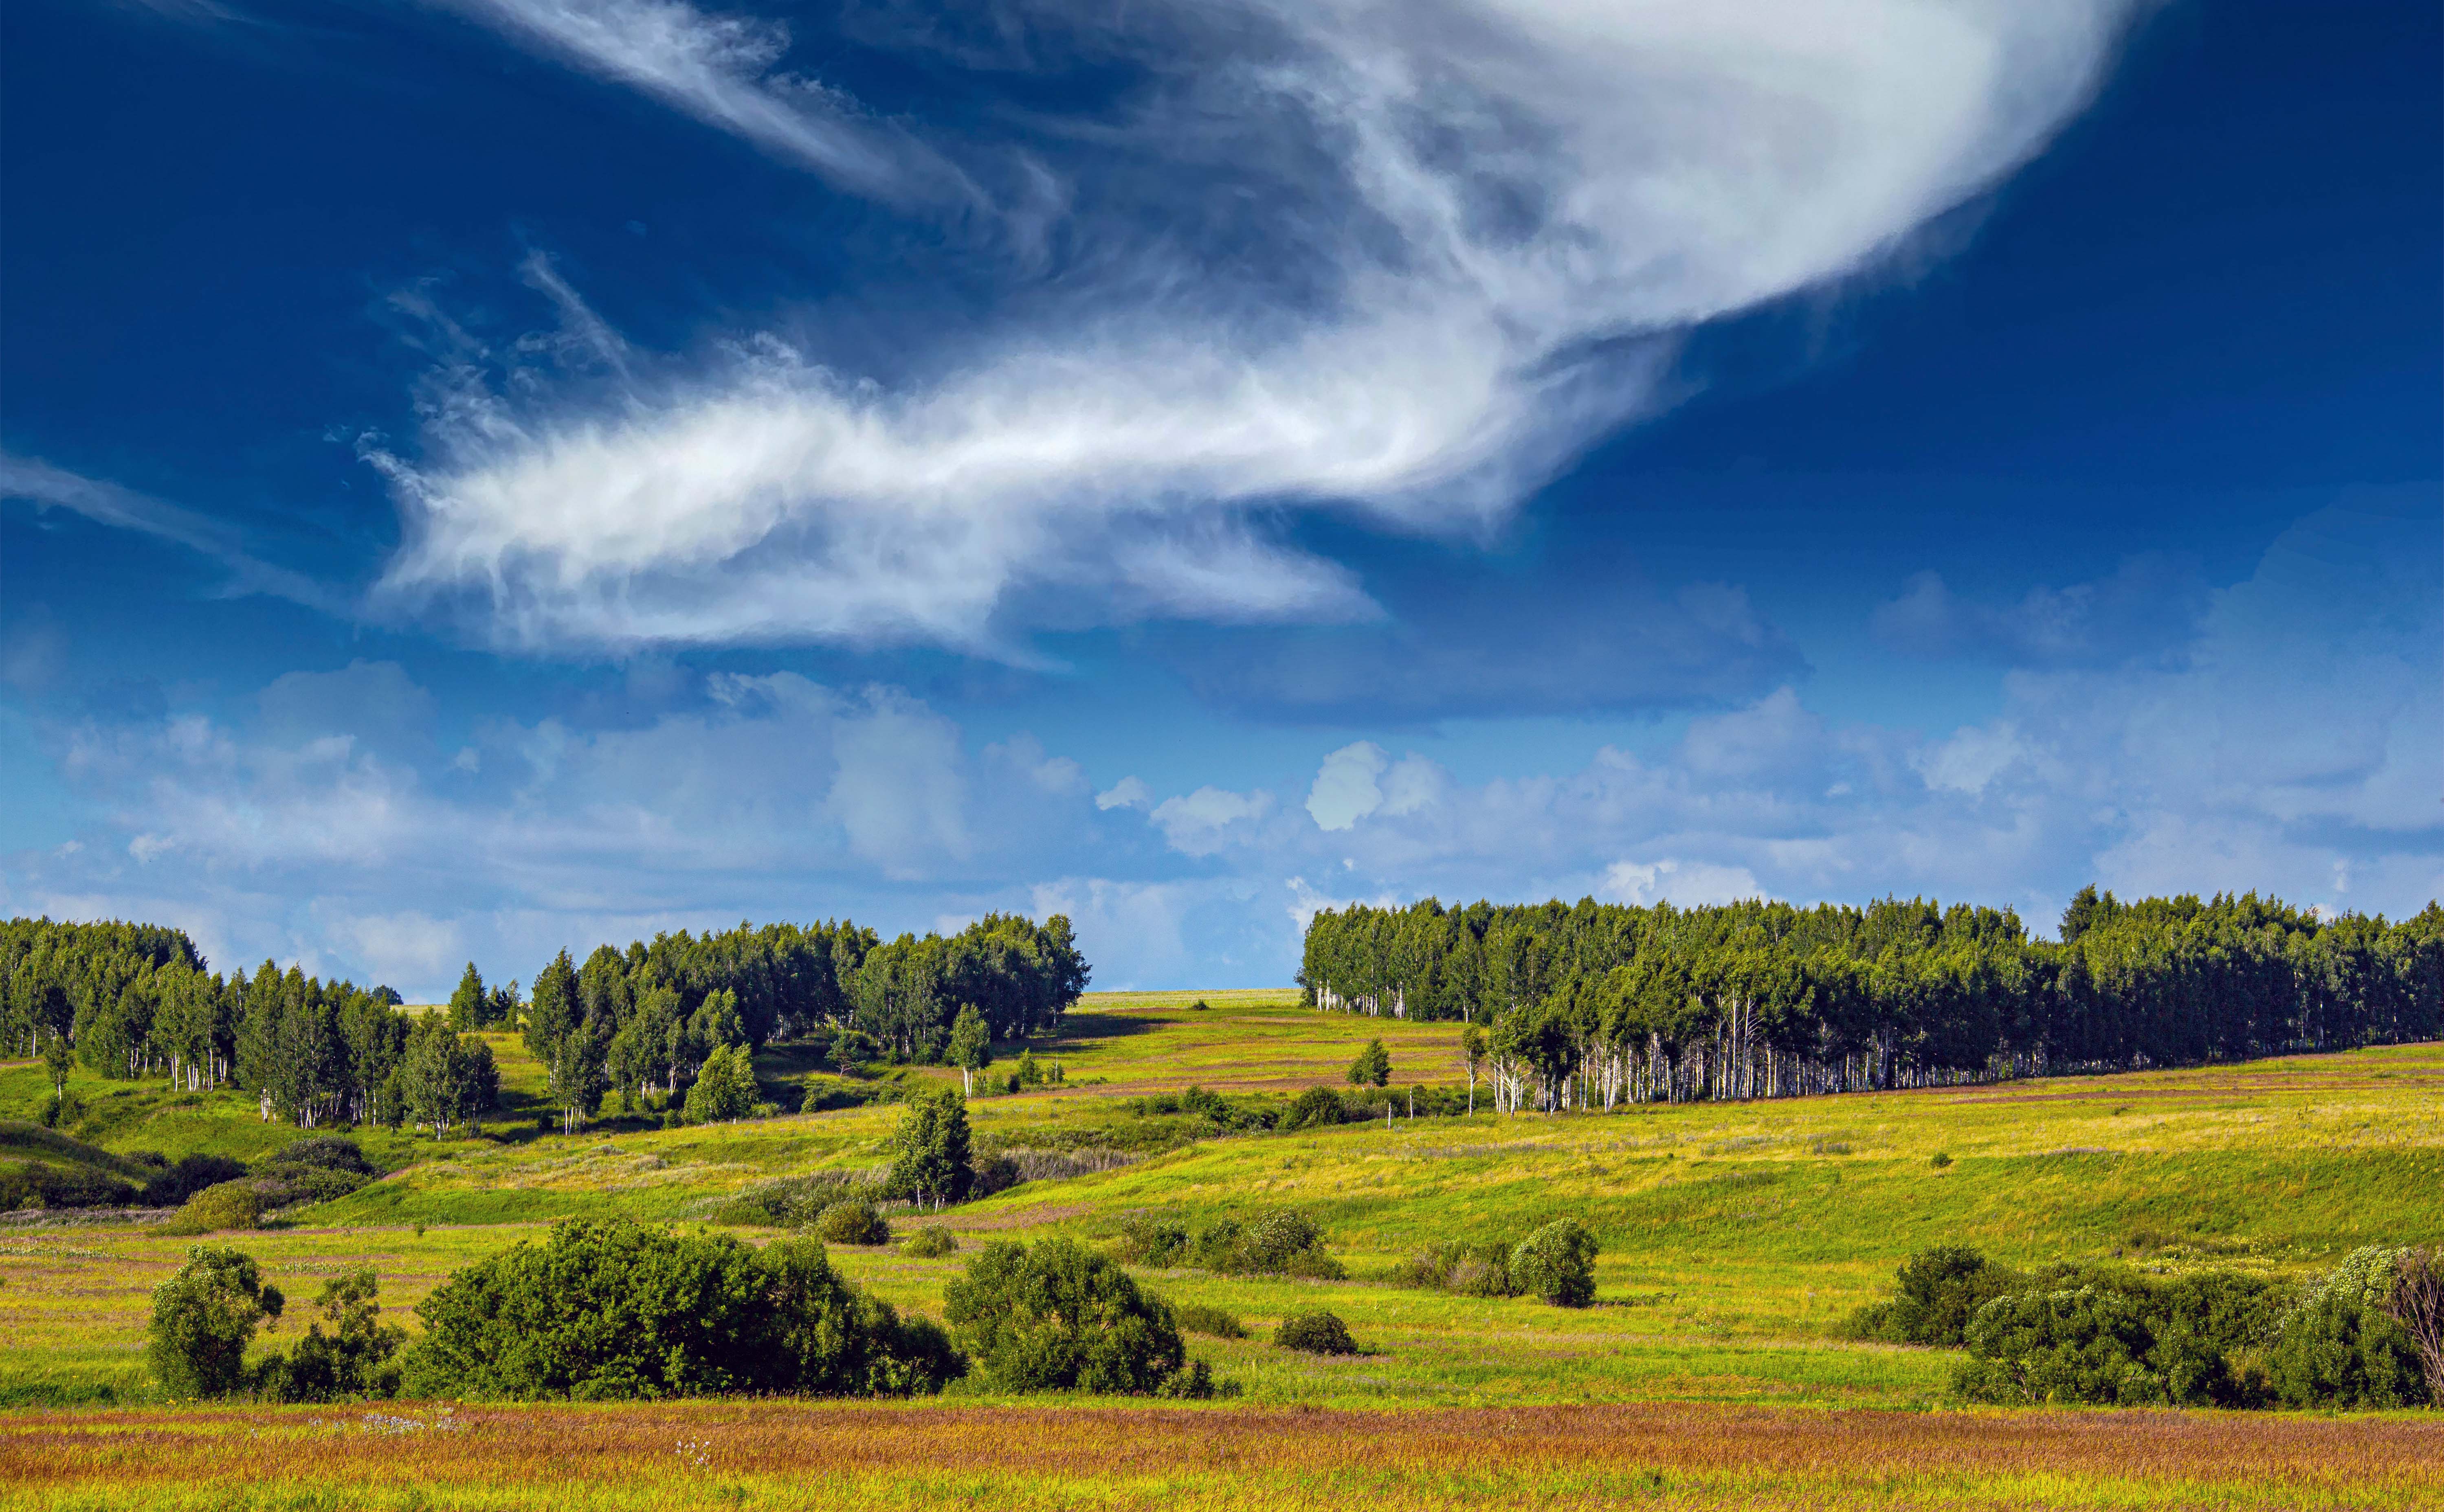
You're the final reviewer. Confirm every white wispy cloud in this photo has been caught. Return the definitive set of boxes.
[434,0,982,206]
[0,453,341,612]
[375,0,2142,656]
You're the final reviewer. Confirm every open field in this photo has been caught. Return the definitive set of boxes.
[3,1400,2440,1511]
[0,993,2439,1504]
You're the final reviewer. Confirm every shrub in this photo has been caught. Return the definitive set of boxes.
[969,1153,1022,1197]
[250,1165,372,1210]
[815,1199,893,1246]
[165,1180,267,1235]
[1956,1286,2171,1406]
[1843,1246,2024,1346]
[713,1171,880,1228]
[264,1136,371,1176]
[1929,1152,1954,1169]
[401,1218,960,1400]
[1274,1311,1358,1355]
[886,1087,973,1208]
[141,1154,247,1208]
[263,1269,406,1403]
[147,1246,284,1398]
[902,1226,958,1258]
[1113,1212,1190,1267]
[943,1238,1196,1395]
[2264,1246,2430,1409]
[1172,1302,1247,1339]
[1191,1208,1346,1279]
[1952,1265,2285,1408]
[685,1045,760,1125]
[0,1160,136,1211]
[1509,1219,1599,1308]
[2388,1246,2444,1403]
[1346,1039,1391,1088]
[1396,1240,1520,1298]
[1281,1086,1347,1132]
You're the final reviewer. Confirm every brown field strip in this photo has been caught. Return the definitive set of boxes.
[0,1401,2436,1511]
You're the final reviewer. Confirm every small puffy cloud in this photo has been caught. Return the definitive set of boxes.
[1307,742,1446,832]
[1095,776,1152,811]
[1307,742,1387,832]
[1600,859,1766,909]
[1149,786,1273,856]
[1912,721,2026,796]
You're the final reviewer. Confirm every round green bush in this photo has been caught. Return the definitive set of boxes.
[402,1218,960,1400]
[1273,1310,1358,1355]
[168,1181,266,1235]
[1281,1086,1345,1132]
[942,1238,1196,1394]
[901,1226,958,1258]
[1509,1218,1600,1308]
[814,1199,893,1246]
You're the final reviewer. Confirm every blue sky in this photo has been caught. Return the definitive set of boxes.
[3,0,2437,997]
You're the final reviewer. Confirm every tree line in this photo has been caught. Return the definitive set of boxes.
[4,909,1087,1135]
[1299,889,2444,1111]
[515,912,1088,1129]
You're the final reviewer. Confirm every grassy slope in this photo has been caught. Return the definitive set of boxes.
[0,994,2439,1410]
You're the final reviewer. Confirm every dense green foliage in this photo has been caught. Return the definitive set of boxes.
[1304,890,2444,1107]
[6,909,1087,1138]
[1509,1218,1600,1307]
[1396,1238,1522,1298]
[1115,1207,1346,1279]
[886,1087,974,1207]
[1849,1244,2437,1409]
[526,913,1088,1126]
[942,1238,1210,1396]
[682,1043,759,1124]
[145,1246,284,1398]
[1274,1311,1359,1355]
[263,1269,407,1403]
[1173,1302,1248,1339]
[901,1225,958,1257]
[1841,1246,2028,1346]
[1347,1038,1391,1087]
[813,1198,892,1245]
[402,1219,959,1400]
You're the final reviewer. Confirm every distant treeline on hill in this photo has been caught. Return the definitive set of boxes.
[1300,889,2444,1109]
[0,911,1088,1132]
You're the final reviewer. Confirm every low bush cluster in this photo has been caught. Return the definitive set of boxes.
[146,1246,407,1403]
[1113,1207,1345,1280]
[813,1199,892,1246]
[1394,1219,1600,1307]
[901,1226,958,1258]
[711,1170,884,1228]
[403,1219,961,1400]
[1172,1302,1247,1339]
[943,1238,1219,1397]
[1275,1311,1359,1355]
[1847,1244,2442,1409]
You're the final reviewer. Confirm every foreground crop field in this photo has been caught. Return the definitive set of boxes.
[0,992,2439,1506]
[4,1400,2440,1512]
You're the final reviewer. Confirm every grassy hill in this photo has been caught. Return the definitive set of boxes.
[1,992,2440,1413]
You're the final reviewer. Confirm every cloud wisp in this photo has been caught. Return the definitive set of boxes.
[376,0,2142,658]
[0,452,341,613]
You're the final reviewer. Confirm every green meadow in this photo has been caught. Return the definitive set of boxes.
[2,990,2441,1413]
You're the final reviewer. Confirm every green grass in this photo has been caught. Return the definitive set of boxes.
[2,996,2440,1413]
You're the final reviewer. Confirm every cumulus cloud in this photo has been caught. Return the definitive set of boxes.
[1149,786,1274,856]
[1306,741,1439,831]
[375,0,2141,656]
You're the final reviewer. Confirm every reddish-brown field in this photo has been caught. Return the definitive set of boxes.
[1,1400,2437,1511]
